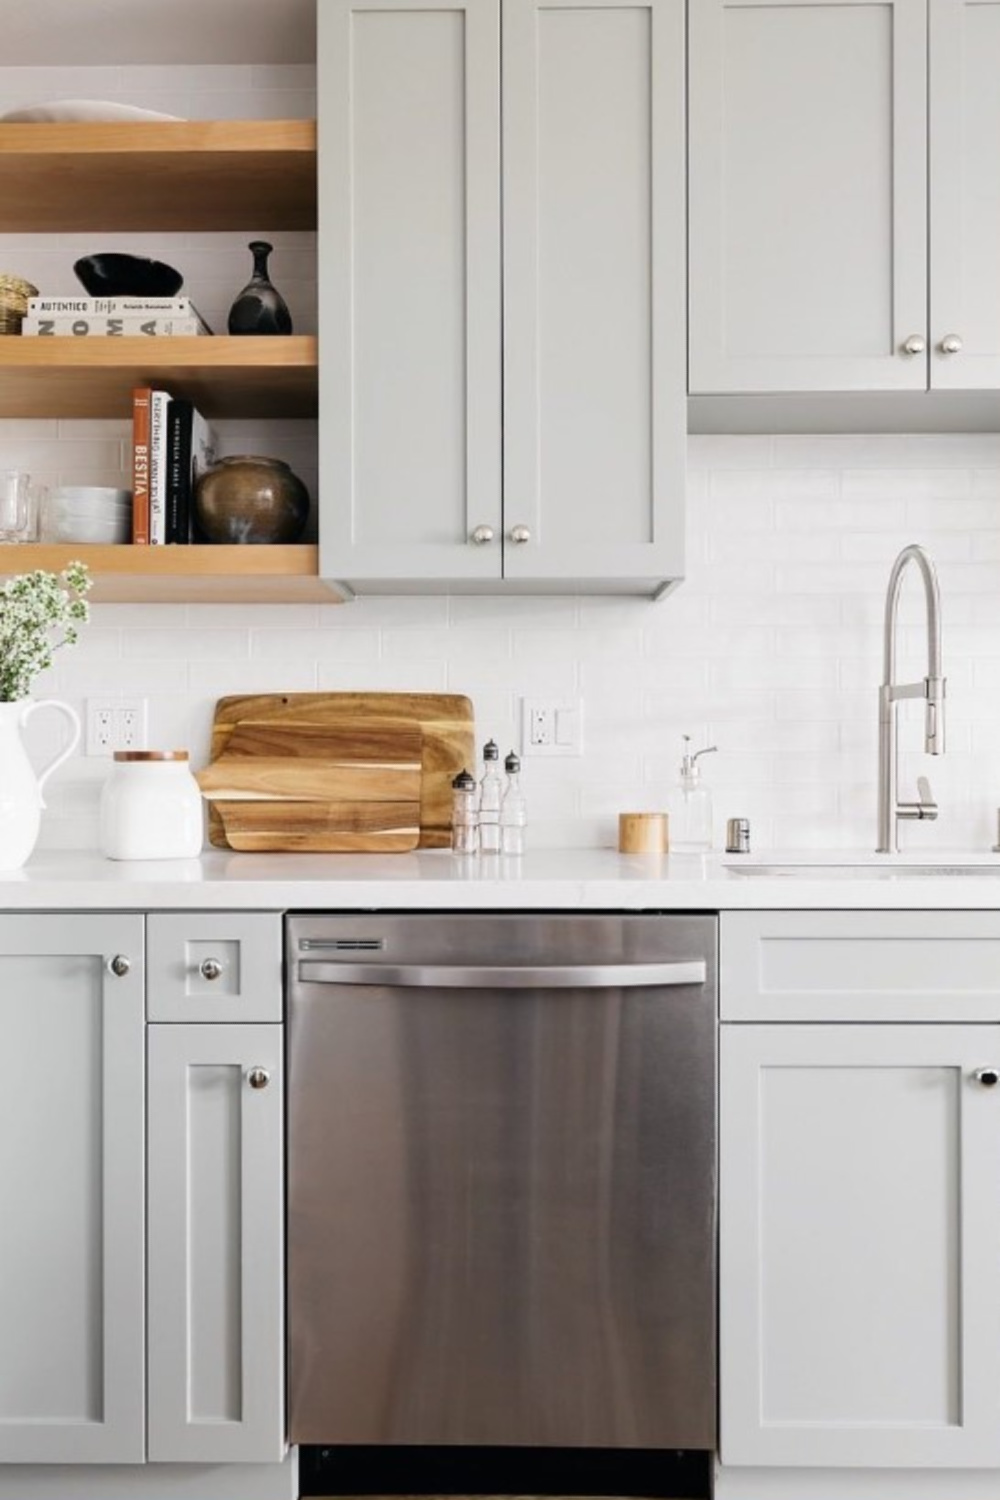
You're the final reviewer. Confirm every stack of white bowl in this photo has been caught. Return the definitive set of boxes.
[41,486,132,544]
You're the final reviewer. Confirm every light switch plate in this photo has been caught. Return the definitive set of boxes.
[520,696,583,757]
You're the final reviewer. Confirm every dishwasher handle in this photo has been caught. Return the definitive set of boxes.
[296,959,707,990]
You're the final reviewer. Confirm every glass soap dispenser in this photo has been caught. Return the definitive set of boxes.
[668,735,718,852]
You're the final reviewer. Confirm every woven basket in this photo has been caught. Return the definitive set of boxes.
[0,273,39,335]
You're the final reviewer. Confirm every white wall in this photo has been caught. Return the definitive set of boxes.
[3,65,999,855]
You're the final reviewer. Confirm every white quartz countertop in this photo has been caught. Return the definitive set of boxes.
[4,847,1000,909]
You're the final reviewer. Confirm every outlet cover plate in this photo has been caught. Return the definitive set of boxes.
[86,697,148,757]
[520,696,583,758]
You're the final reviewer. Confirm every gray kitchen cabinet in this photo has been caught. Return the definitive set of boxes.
[690,0,1000,399]
[0,915,145,1464]
[721,1022,1000,1468]
[147,1022,284,1464]
[930,0,1000,390]
[689,0,928,395]
[318,0,684,597]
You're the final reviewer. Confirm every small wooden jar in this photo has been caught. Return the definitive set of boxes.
[618,811,669,854]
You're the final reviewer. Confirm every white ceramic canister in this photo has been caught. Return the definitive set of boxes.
[100,750,203,860]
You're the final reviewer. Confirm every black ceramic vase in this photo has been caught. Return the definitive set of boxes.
[227,241,293,335]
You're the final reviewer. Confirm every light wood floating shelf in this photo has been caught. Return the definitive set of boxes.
[0,545,343,603]
[0,336,317,418]
[0,120,316,232]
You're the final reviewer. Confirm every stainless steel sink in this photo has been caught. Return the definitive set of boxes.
[724,855,1000,879]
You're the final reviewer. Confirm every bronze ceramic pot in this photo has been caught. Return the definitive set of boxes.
[193,455,309,544]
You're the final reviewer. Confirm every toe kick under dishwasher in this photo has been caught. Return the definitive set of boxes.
[287,913,717,1450]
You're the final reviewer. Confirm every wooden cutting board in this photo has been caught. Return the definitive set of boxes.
[198,718,423,852]
[205,693,475,850]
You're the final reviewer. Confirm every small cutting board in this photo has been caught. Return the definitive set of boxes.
[205,693,475,850]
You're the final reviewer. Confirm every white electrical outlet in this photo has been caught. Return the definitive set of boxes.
[86,698,148,757]
[521,697,583,757]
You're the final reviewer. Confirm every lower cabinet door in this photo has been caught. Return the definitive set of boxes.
[721,1024,1000,1468]
[147,1023,284,1463]
[0,914,145,1463]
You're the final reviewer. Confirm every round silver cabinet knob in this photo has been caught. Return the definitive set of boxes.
[975,1067,999,1087]
[902,334,926,355]
[199,957,223,981]
[108,954,131,978]
[509,525,531,545]
[940,334,964,354]
[470,525,495,546]
[247,1067,271,1090]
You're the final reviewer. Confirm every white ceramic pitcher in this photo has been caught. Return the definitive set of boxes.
[0,699,81,870]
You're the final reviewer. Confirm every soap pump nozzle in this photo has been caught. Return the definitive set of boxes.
[680,734,718,784]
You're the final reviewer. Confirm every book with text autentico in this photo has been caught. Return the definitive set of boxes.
[131,386,153,545]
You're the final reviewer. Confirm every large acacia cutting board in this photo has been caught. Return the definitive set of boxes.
[206,693,475,850]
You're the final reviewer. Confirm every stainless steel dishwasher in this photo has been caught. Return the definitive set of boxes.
[286,912,717,1450]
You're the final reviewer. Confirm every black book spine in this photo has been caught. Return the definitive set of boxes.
[165,399,194,543]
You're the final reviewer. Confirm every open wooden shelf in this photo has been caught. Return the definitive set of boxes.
[0,120,316,232]
[0,336,317,418]
[0,544,344,603]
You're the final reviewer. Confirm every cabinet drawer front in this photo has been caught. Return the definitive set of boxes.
[721,910,1000,1021]
[147,913,282,1022]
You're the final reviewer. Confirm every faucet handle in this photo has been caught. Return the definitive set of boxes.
[899,777,938,822]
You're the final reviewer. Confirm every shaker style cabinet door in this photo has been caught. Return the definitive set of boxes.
[502,0,685,589]
[720,1025,1000,1468]
[0,915,144,1463]
[689,0,928,393]
[147,1024,284,1464]
[318,0,503,584]
[930,0,1000,389]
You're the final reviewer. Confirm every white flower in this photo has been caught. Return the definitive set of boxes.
[0,561,92,703]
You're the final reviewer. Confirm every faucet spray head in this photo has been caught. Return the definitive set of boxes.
[924,677,946,755]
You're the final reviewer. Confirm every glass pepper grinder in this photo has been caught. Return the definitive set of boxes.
[451,769,478,855]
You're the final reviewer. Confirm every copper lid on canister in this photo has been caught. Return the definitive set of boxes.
[112,750,189,762]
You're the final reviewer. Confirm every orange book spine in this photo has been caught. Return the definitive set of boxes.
[131,386,152,545]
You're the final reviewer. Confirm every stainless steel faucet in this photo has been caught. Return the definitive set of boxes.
[876,544,946,853]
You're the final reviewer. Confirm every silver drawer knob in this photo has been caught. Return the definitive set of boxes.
[470,525,494,545]
[902,334,926,355]
[510,525,531,545]
[975,1068,999,1087]
[108,954,131,978]
[247,1067,270,1090]
[940,334,963,354]
[199,957,223,981]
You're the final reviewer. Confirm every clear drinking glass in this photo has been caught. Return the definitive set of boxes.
[0,471,40,542]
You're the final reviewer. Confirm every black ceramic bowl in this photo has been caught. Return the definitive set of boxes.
[73,254,183,298]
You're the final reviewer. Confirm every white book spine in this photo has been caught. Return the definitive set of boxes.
[27,297,196,315]
[22,315,207,336]
[148,392,171,546]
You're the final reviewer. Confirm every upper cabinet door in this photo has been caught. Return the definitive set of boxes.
[502,0,685,588]
[689,0,928,394]
[930,0,1000,389]
[0,915,145,1464]
[318,0,502,584]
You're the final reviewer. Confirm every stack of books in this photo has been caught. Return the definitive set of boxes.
[132,387,216,545]
[22,297,212,337]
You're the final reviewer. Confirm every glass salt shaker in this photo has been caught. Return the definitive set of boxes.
[477,740,503,854]
[451,768,479,854]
